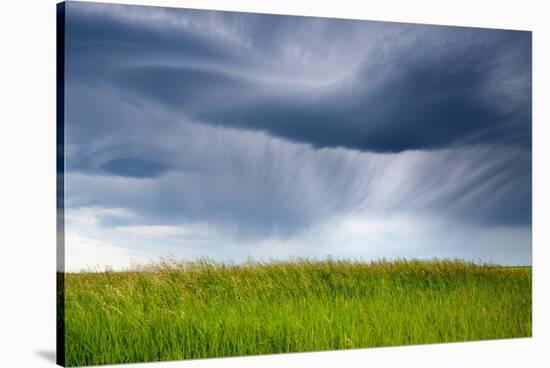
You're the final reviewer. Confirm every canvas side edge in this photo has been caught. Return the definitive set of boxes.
[56,2,66,367]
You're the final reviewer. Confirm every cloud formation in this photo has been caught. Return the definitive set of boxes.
[62,2,532,269]
[66,3,531,153]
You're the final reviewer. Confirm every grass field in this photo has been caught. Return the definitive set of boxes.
[61,258,532,366]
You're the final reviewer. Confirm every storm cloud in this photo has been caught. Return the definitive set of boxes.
[66,3,531,153]
[62,2,531,269]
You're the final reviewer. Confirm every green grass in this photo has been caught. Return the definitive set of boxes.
[62,258,531,366]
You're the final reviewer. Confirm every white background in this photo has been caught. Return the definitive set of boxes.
[0,0,548,367]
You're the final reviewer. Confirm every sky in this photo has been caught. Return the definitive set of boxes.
[62,1,532,270]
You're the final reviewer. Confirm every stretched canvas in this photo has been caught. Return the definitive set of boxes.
[56,1,532,366]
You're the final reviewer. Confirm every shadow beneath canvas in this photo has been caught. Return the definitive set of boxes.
[35,350,56,364]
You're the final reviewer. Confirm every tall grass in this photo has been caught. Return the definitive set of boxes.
[62,258,531,366]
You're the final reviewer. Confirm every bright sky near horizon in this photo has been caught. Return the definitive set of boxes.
[61,1,532,270]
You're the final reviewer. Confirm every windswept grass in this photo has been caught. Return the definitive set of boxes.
[62,258,531,366]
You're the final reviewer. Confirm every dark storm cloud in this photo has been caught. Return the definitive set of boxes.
[64,4,246,84]
[114,66,255,111]
[66,2,531,153]
[68,2,531,152]
[101,157,170,178]
[114,29,531,153]
[63,1,532,241]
